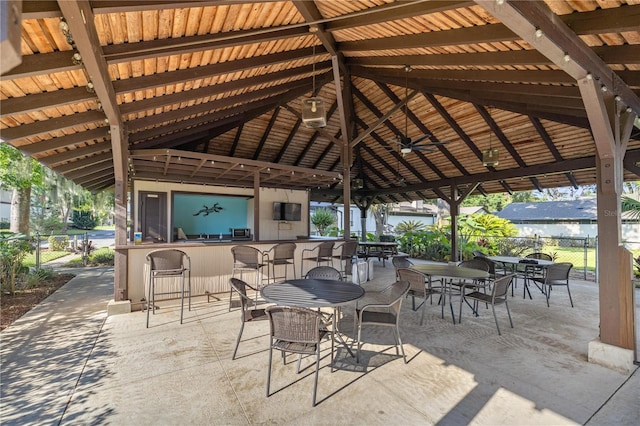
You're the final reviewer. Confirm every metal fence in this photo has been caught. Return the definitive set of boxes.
[33,232,90,268]
[458,235,640,282]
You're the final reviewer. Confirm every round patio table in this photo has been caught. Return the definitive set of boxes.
[261,279,364,361]
[261,279,364,308]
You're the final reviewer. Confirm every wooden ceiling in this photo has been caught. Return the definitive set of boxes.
[1,0,639,204]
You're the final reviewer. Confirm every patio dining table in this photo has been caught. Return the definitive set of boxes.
[411,263,490,324]
[261,279,364,362]
[358,241,399,267]
[487,256,555,298]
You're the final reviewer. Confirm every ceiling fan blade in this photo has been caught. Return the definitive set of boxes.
[411,134,432,145]
[412,147,436,152]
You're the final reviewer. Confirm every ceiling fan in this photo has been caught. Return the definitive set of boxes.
[389,65,449,157]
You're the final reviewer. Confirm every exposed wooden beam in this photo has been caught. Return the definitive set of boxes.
[119,62,331,114]
[253,108,281,161]
[346,45,640,68]
[0,51,80,81]
[314,151,640,198]
[104,26,308,64]
[126,75,328,131]
[113,46,324,94]
[51,152,113,174]
[0,110,106,141]
[39,141,112,166]
[0,86,97,117]
[475,0,640,114]
[17,128,110,155]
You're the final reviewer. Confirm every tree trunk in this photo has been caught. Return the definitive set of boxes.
[10,186,31,235]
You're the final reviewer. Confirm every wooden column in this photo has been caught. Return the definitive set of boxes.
[253,172,260,241]
[437,183,478,262]
[579,76,636,351]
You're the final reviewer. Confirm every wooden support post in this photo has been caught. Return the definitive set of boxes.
[579,76,637,364]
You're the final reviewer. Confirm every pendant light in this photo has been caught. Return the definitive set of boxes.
[482,107,499,167]
[301,44,327,128]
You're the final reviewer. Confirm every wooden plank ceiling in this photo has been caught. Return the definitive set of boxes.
[1,0,639,204]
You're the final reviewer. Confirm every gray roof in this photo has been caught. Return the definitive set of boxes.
[496,199,599,221]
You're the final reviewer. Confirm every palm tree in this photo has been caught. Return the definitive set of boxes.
[621,196,640,220]
[395,220,426,234]
[311,209,335,236]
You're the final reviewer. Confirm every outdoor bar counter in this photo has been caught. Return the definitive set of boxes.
[118,239,345,310]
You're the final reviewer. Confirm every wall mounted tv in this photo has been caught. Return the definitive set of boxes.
[273,202,302,221]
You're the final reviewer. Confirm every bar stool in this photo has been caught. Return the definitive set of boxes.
[264,242,297,283]
[331,240,359,280]
[230,245,268,310]
[300,241,335,277]
[145,249,191,328]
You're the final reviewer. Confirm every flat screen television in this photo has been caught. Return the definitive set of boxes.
[273,202,302,221]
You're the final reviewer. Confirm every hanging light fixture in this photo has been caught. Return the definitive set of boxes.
[301,43,327,128]
[482,107,500,167]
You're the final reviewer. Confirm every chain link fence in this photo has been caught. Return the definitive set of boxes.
[32,232,91,269]
[460,235,640,282]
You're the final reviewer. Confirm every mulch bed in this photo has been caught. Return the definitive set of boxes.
[1,273,75,331]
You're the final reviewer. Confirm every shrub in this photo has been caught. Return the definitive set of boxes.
[0,234,33,295]
[72,210,96,230]
[48,235,69,251]
[398,229,451,261]
[89,248,114,265]
[310,209,335,236]
[0,221,9,230]
[23,268,57,289]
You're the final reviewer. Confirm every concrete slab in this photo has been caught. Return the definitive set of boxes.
[1,260,638,425]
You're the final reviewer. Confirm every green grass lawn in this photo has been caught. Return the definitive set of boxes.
[545,245,639,273]
[23,251,71,267]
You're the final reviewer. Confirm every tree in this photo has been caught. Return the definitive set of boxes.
[621,196,640,220]
[395,220,426,234]
[0,144,43,235]
[369,203,388,237]
[310,209,334,236]
[462,193,510,212]
[457,213,518,238]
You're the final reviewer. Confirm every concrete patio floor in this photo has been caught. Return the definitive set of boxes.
[1,261,638,425]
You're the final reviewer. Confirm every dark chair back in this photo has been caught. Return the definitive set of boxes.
[305,266,342,281]
[397,268,425,295]
[491,274,514,302]
[526,252,553,261]
[545,262,572,283]
[459,258,490,272]
[317,241,335,258]
[231,246,264,267]
[146,249,189,273]
[271,242,296,261]
[230,277,253,315]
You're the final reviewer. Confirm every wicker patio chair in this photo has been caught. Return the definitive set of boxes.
[331,240,359,279]
[265,305,330,406]
[528,262,574,307]
[397,268,442,326]
[300,241,335,277]
[354,280,410,364]
[264,242,297,283]
[460,274,516,335]
[229,278,269,360]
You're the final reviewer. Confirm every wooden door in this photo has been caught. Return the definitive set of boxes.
[139,192,167,242]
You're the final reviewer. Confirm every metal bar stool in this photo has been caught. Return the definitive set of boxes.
[145,249,191,328]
